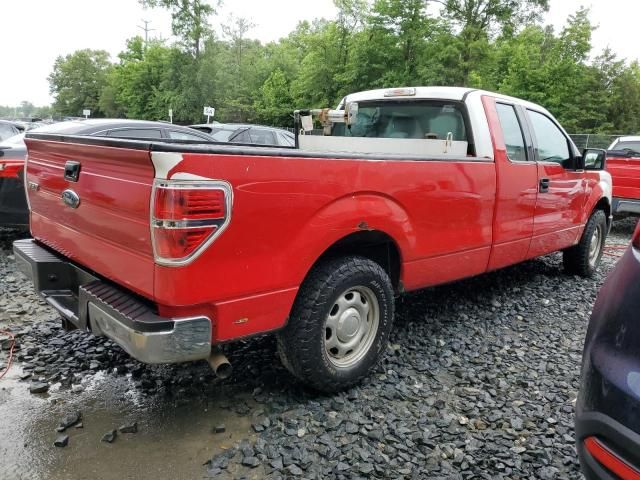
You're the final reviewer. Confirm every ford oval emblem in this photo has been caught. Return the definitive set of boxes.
[61,189,80,209]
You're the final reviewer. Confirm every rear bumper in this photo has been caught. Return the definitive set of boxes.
[0,176,29,226]
[576,412,640,480]
[612,197,640,215]
[13,238,211,364]
[576,246,640,478]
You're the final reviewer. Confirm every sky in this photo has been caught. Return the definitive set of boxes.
[1,0,638,107]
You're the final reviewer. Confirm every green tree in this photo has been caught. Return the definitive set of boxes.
[434,0,550,85]
[48,49,112,117]
[49,2,640,134]
[254,69,295,126]
[141,0,217,57]
[100,37,185,121]
[19,101,35,117]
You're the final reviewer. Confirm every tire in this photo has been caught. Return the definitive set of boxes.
[563,210,607,277]
[277,256,395,392]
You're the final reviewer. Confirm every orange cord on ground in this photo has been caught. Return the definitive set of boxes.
[0,329,16,380]
[604,244,630,257]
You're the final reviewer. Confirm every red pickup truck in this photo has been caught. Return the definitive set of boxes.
[14,87,612,392]
[607,136,640,216]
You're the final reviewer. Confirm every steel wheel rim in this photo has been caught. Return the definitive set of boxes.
[589,224,603,267]
[324,286,380,368]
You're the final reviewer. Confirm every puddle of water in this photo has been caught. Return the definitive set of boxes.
[0,366,256,480]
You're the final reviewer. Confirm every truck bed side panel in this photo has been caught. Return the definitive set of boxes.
[151,151,496,338]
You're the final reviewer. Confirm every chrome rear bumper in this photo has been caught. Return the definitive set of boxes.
[13,239,211,364]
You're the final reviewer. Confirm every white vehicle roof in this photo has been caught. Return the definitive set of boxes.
[340,86,554,117]
[609,136,640,149]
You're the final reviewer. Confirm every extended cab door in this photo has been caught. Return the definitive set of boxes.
[484,97,539,271]
[525,109,586,257]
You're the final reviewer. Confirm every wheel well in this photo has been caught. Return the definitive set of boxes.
[315,231,402,292]
[594,197,611,228]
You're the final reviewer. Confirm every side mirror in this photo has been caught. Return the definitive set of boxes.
[578,148,607,170]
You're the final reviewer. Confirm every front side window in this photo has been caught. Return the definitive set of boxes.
[168,130,208,141]
[210,128,235,142]
[496,103,527,162]
[107,128,162,139]
[230,130,251,143]
[331,101,468,142]
[249,129,277,145]
[527,110,570,164]
[278,132,295,147]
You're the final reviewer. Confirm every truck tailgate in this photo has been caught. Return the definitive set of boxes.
[25,138,156,299]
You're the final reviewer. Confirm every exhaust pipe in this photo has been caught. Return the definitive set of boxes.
[208,348,232,379]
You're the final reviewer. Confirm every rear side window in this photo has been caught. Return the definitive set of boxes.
[332,101,468,142]
[496,103,527,162]
[107,128,162,139]
[527,110,570,164]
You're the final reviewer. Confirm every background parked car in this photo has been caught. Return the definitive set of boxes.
[0,120,23,142]
[0,133,28,225]
[37,119,216,141]
[190,123,295,147]
[0,119,216,227]
[576,220,640,479]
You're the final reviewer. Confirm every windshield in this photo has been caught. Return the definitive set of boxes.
[331,100,468,141]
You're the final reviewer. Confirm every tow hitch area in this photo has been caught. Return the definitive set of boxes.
[13,238,212,364]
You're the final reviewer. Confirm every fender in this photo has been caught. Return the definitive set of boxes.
[283,191,414,287]
[200,192,413,341]
[582,170,612,227]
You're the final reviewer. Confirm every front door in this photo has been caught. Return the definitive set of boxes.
[526,109,586,258]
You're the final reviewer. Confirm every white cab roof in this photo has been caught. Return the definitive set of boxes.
[341,86,553,116]
[336,86,567,160]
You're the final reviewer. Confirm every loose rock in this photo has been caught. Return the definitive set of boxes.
[101,430,117,443]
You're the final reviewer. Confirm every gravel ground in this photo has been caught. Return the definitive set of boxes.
[0,219,637,479]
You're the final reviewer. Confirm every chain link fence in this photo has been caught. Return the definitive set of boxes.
[569,134,626,150]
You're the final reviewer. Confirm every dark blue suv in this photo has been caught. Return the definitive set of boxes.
[576,221,640,479]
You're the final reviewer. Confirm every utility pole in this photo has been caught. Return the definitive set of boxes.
[137,19,155,45]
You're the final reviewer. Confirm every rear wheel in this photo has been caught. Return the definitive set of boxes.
[563,210,607,277]
[277,256,394,392]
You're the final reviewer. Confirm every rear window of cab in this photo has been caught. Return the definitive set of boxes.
[331,101,468,142]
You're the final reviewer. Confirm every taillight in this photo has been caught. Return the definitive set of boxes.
[0,161,23,179]
[584,436,640,480]
[151,180,232,266]
[633,220,640,250]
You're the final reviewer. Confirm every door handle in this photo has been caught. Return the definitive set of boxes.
[539,178,550,193]
[64,161,81,182]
